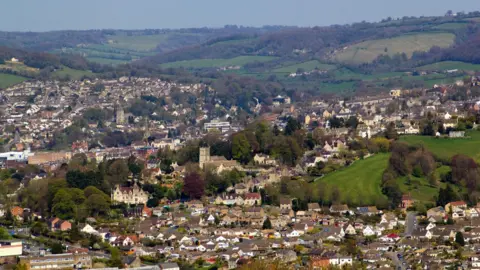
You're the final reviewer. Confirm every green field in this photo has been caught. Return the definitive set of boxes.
[433,23,468,30]
[318,81,356,93]
[106,34,168,51]
[56,44,156,65]
[0,73,28,88]
[314,154,389,205]
[335,32,455,64]
[423,76,464,88]
[417,61,480,72]
[160,56,278,69]
[272,60,336,73]
[401,131,480,162]
[0,61,39,74]
[333,68,404,81]
[86,57,129,65]
[52,67,95,80]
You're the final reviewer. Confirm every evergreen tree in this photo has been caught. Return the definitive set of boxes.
[455,232,465,246]
[262,217,272,229]
[436,185,459,207]
[284,117,302,135]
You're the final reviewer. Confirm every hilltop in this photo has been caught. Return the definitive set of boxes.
[2,12,480,98]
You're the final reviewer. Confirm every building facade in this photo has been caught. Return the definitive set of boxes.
[203,120,231,133]
[19,252,92,269]
[111,184,149,205]
[0,240,22,258]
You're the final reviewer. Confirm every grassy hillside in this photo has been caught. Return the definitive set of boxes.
[433,22,468,30]
[0,73,28,88]
[397,166,451,203]
[311,148,456,205]
[272,60,336,73]
[86,57,129,65]
[417,61,480,71]
[106,34,169,51]
[0,61,39,73]
[400,131,480,162]
[314,154,389,205]
[160,56,278,69]
[54,44,156,65]
[334,33,455,64]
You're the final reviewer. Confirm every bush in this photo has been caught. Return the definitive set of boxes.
[412,165,423,178]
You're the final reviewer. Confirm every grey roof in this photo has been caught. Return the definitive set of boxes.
[159,263,180,269]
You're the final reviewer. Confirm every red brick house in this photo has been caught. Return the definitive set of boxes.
[48,217,72,231]
[400,194,414,210]
[310,256,330,269]
[48,217,60,229]
[56,220,72,231]
[142,205,152,217]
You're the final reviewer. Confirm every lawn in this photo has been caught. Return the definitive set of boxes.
[417,61,480,72]
[272,60,336,73]
[160,56,278,69]
[334,32,455,64]
[0,73,28,88]
[52,67,95,80]
[314,154,389,205]
[400,131,480,162]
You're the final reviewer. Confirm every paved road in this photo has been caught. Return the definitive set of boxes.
[405,212,417,236]
[387,252,406,270]
[3,129,20,152]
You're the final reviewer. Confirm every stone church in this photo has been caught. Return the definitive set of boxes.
[199,147,241,173]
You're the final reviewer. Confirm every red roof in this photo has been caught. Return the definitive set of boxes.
[449,201,467,206]
[119,187,134,193]
[244,193,261,200]
[10,206,24,216]
[142,206,152,217]
[387,233,399,238]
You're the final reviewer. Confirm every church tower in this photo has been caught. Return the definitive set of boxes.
[199,147,211,168]
[143,117,150,142]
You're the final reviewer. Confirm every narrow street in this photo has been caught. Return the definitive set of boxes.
[404,211,417,237]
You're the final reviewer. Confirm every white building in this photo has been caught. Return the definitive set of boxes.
[81,224,99,236]
[204,120,231,133]
[111,184,149,205]
[0,240,22,257]
[0,150,32,162]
